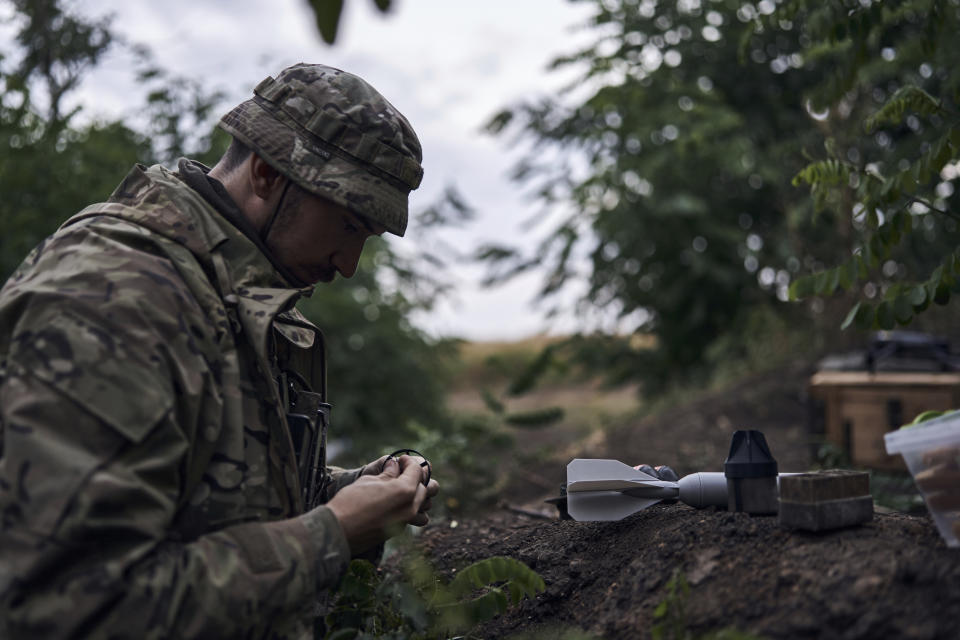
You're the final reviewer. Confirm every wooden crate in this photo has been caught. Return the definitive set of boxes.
[809,371,960,470]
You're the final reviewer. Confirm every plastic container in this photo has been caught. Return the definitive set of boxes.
[885,411,960,547]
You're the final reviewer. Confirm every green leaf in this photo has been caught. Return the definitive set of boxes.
[856,254,870,279]
[912,161,924,186]
[871,232,889,261]
[838,262,852,290]
[908,285,927,307]
[788,275,816,300]
[813,270,833,296]
[893,294,913,325]
[841,301,862,330]
[875,300,896,330]
[448,557,545,599]
[934,136,953,170]
[840,259,858,290]
[934,282,951,305]
[827,267,841,295]
[862,240,875,269]
[307,0,345,44]
[792,159,850,188]
[925,277,939,307]
[881,175,901,202]
[854,302,875,330]
[504,406,565,428]
[865,85,941,132]
[931,265,945,287]
[507,346,555,396]
[892,211,910,234]
[654,600,669,618]
[469,588,508,622]
[480,389,505,415]
[950,127,960,149]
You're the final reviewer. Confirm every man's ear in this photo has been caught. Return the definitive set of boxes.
[248,154,285,200]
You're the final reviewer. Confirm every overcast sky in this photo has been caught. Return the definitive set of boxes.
[28,0,606,340]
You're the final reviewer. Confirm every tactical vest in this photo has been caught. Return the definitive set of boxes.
[64,178,331,535]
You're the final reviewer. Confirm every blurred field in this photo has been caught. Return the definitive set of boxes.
[442,334,817,513]
[440,336,643,508]
[450,335,640,415]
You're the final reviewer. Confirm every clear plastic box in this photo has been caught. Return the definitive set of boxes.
[885,411,960,548]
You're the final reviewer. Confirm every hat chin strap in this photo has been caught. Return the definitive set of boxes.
[260,178,294,244]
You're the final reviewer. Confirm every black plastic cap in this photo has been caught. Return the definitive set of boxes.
[724,430,778,478]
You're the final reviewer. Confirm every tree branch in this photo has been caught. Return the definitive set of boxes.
[906,196,960,222]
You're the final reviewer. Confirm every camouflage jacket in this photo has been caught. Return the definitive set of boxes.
[0,162,362,638]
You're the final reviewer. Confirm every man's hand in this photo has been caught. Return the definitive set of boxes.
[327,455,440,555]
[633,464,679,482]
[358,453,437,522]
[359,455,391,477]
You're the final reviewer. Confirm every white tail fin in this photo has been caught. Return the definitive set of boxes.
[567,490,662,521]
[566,459,673,521]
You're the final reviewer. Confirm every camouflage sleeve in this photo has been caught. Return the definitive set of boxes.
[0,367,338,638]
[322,465,365,501]
[0,220,345,638]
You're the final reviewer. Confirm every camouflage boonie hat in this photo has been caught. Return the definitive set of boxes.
[218,63,423,236]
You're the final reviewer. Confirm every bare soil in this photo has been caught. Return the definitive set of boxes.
[422,361,960,638]
[421,506,960,639]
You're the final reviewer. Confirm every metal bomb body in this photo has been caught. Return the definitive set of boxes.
[566,459,732,521]
[564,459,797,521]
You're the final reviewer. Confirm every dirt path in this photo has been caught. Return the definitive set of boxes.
[420,506,960,639]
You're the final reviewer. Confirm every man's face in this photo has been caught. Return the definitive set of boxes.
[269,187,385,284]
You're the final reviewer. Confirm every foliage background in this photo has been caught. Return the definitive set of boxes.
[477,0,960,394]
[4,0,960,480]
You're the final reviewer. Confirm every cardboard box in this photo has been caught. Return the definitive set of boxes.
[809,371,960,469]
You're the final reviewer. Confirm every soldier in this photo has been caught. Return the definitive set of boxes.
[0,63,439,638]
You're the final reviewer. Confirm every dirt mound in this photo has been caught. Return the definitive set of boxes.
[421,506,960,639]
[423,359,953,638]
[596,361,816,475]
[490,361,817,518]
